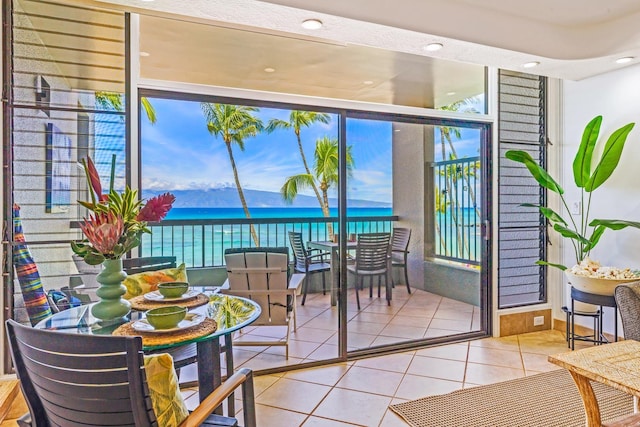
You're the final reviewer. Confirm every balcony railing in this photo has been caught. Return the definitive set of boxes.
[140,215,398,268]
[432,156,481,265]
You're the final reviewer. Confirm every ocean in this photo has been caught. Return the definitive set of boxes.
[165,207,393,220]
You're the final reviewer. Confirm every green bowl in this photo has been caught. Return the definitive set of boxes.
[158,281,189,298]
[145,305,187,329]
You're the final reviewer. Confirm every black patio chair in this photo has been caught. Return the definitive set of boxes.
[391,227,412,294]
[6,319,257,427]
[288,231,331,305]
[347,232,392,310]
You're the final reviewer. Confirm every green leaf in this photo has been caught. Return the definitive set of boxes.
[585,122,635,191]
[589,219,640,230]
[583,225,606,253]
[552,223,590,245]
[573,116,601,188]
[535,260,567,271]
[521,203,568,225]
[505,150,564,194]
[84,253,105,265]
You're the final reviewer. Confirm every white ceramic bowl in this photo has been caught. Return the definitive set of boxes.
[565,272,640,296]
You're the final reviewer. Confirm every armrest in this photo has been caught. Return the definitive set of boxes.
[288,273,305,295]
[179,368,256,427]
[16,413,32,427]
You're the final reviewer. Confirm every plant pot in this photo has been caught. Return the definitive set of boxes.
[91,259,131,321]
[565,272,639,297]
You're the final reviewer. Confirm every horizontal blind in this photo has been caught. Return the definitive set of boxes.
[497,70,547,308]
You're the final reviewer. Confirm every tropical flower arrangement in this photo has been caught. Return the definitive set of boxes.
[71,156,175,265]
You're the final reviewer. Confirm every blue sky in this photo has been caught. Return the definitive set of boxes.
[140,97,482,204]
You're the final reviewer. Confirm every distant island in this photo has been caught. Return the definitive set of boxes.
[142,187,391,208]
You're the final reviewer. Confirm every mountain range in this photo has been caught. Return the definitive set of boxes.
[142,187,391,208]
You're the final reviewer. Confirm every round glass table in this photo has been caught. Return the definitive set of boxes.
[35,293,261,404]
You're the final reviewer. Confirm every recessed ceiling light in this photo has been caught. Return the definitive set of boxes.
[423,43,443,52]
[446,91,456,96]
[363,80,373,85]
[523,61,540,68]
[139,51,150,57]
[301,19,323,30]
[616,56,634,64]
[264,67,276,73]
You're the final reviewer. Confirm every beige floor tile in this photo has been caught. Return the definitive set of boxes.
[407,355,466,382]
[294,327,337,344]
[252,375,281,396]
[423,328,456,338]
[303,416,363,427]
[394,373,463,400]
[415,342,469,361]
[262,340,322,359]
[353,352,414,373]
[379,408,410,427]
[256,377,331,413]
[469,335,520,351]
[241,352,305,371]
[521,351,564,373]
[387,314,433,326]
[467,345,524,369]
[345,320,387,335]
[380,324,428,339]
[464,361,525,385]
[304,317,339,331]
[349,311,395,324]
[284,363,351,386]
[251,404,308,427]
[369,335,408,347]
[306,343,340,361]
[335,366,404,396]
[395,307,437,318]
[313,387,392,426]
[427,318,473,332]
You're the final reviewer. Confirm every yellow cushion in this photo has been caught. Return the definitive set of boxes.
[123,263,188,299]
[143,353,189,427]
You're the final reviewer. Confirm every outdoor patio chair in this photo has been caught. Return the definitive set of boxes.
[6,319,257,427]
[615,281,640,340]
[347,232,392,310]
[221,247,305,359]
[288,231,331,305]
[391,227,412,294]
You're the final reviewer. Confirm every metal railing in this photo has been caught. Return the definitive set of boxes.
[140,215,398,268]
[432,156,481,265]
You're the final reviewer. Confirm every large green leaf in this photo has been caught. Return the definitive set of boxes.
[535,260,567,271]
[505,150,564,194]
[589,219,640,230]
[521,203,568,225]
[572,116,601,188]
[585,123,635,191]
[553,223,589,245]
[582,225,606,253]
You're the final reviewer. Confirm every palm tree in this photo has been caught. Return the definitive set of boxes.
[95,91,157,124]
[266,111,331,209]
[201,103,264,246]
[281,136,354,227]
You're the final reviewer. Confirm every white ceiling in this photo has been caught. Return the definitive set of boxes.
[90,0,640,81]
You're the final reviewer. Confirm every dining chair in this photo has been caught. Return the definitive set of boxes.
[6,318,257,427]
[221,247,305,359]
[288,231,331,305]
[347,232,392,310]
[391,227,412,294]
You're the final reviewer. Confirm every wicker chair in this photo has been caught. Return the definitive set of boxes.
[6,319,256,427]
[614,281,640,340]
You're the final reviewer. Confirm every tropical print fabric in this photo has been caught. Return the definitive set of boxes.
[122,263,188,299]
[12,204,52,325]
[143,353,189,426]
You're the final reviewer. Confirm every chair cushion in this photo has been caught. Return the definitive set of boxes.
[143,353,189,426]
[123,263,188,299]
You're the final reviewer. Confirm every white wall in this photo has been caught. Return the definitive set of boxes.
[562,63,640,335]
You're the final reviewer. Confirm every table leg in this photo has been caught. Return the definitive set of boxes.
[568,370,602,427]
[225,334,235,416]
[197,338,222,414]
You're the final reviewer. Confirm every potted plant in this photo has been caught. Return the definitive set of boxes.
[505,116,640,293]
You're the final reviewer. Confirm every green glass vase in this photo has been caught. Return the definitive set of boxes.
[91,259,131,321]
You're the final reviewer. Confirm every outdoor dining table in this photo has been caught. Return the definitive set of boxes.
[35,293,261,407]
[307,240,357,306]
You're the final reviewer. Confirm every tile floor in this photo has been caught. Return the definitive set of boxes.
[181,287,587,427]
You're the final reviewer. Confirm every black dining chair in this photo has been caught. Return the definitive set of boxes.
[347,232,392,310]
[288,231,331,305]
[391,227,412,294]
[6,319,257,427]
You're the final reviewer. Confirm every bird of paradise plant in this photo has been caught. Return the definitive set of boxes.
[71,155,175,265]
[506,115,640,270]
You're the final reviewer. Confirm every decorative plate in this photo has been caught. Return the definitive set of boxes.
[143,288,200,302]
[131,312,206,333]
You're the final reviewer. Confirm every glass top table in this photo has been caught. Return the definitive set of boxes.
[35,293,261,403]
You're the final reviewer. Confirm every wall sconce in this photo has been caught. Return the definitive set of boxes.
[35,75,50,117]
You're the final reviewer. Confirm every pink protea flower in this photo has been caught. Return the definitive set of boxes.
[79,212,124,254]
[137,192,176,222]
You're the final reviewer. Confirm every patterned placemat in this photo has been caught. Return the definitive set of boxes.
[128,293,209,311]
[112,317,217,346]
